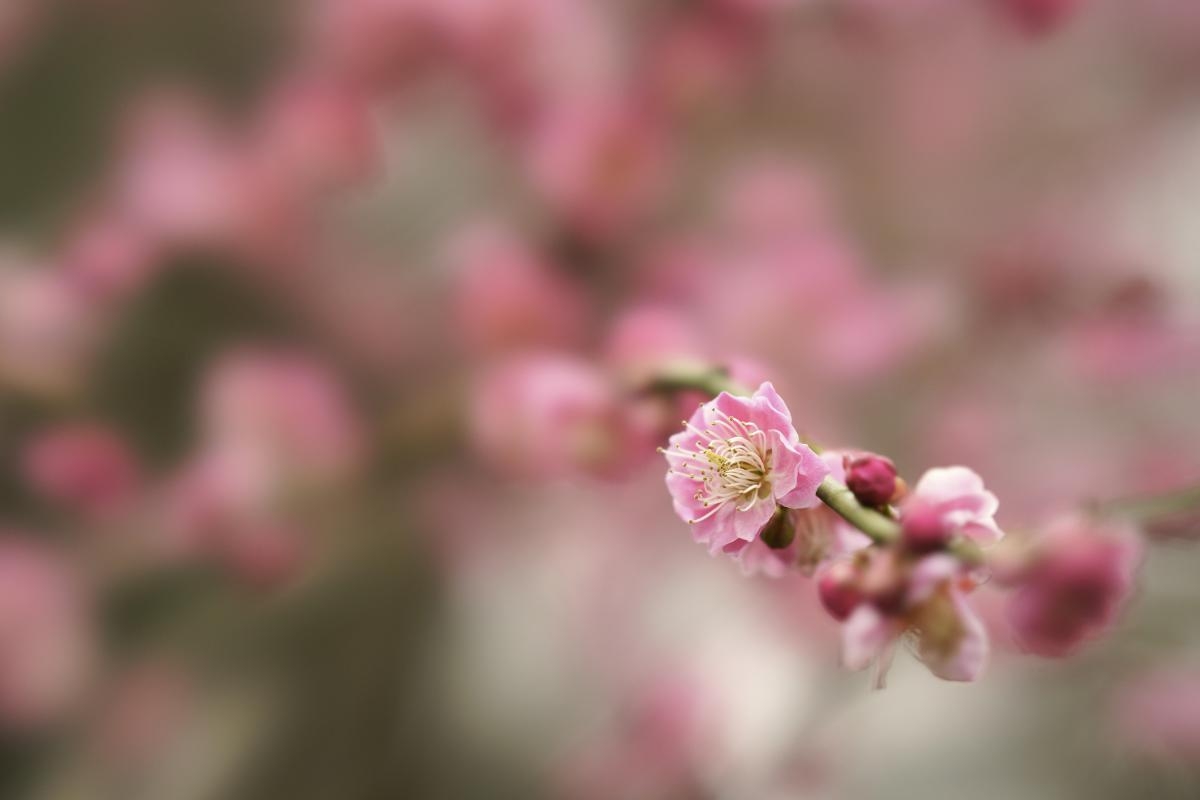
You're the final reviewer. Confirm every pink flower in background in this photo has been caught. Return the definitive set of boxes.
[449,223,589,356]
[23,424,141,519]
[108,94,244,246]
[524,94,669,238]
[59,212,160,304]
[471,354,646,480]
[1112,668,1200,762]
[0,537,93,730]
[903,466,1004,545]
[0,256,95,394]
[162,449,306,587]
[663,382,829,554]
[998,0,1085,35]
[603,306,705,383]
[1006,517,1142,657]
[252,74,380,193]
[201,348,364,485]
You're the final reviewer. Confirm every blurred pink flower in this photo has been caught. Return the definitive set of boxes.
[903,466,1004,545]
[524,94,669,239]
[23,424,141,519]
[663,382,829,555]
[0,537,93,730]
[201,348,364,485]
[1112,668,1200,762]
[603,305,705,382]
[59,212,160,303]
[998,0,1085,35]
[252,74,380,193]
[448,223,589,356]
[162,449,306,588]
[1006,517,1142,657]
[0,256,95,394]
[841,553,989,683]
[471,354,646,480]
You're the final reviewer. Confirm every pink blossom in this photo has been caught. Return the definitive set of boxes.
[998,0,1085,35]
[1006,517,1142,657]
[251,74,380,193]
[448,223,589,356]
[903,466,1004,545]
[0,537,93,729]
[524,94,669,239]
[201,348,364,485]
[0,256,95,394]
[663,382,829,555]
[161,450,306,588]
[23,424,141,519]
[471,354,647,480]
[840,553,989,683]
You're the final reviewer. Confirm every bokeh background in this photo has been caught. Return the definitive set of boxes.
[2,0,1200,797]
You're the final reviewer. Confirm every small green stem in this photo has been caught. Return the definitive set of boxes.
[816,477,901,545]
[640,364,749,399]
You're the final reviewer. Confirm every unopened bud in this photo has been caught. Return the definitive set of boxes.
[818,560,863,622]
[845,453,899,508]
[759,507,795,550]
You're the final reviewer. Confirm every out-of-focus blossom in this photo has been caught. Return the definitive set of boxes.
[0,537,92,730]
[524,94,669,239]
[603,306,705,384]
[107,94,307,263]
[998,0,1085,35]
[471,354,647,480]
[903,466,1004,545]
[840,552,989,683]
[23,424,141,519]
[1006,517,1142,657]
[200,348,364,486]
[302,0,444,91]
[162,449,306,588]
[251,74,380,194]
[449,223,589,356]
[663,382,830,555]
[160,349,360,585]
[1112,668,1200,762]
[0,255,96,394]
[59,212,160,304]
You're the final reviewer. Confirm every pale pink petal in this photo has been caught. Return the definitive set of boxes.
[842,605,895,672]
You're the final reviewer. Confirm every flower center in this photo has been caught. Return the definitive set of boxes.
[665,407,774,522]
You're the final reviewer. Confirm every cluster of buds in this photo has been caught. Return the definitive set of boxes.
[659,376,1142,685]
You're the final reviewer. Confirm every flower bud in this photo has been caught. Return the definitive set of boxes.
[759,507,795,550]
[844,453,899,508]
[901,502,950,553]
[818,560,863,622]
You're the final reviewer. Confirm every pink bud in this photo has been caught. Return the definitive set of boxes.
[23,424,140,518]
[818,560,863,622]
[1000,0,1083,35]
[844,453,898,508]
[901,502,950,553]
